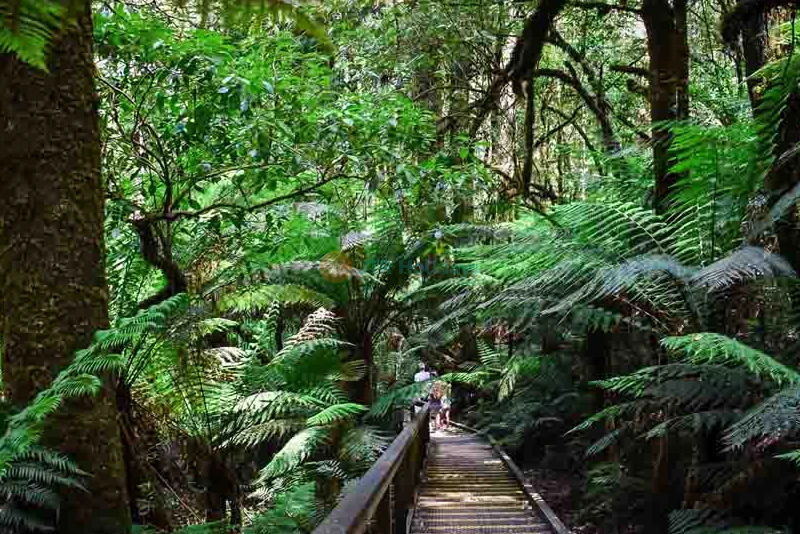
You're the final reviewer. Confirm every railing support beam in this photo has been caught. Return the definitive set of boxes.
[312,405,430,534]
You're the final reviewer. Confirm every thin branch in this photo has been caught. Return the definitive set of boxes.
[570,1,642,15]
[610,64,650,77]
[533,105,583,149]
[468,0,570,136]
[145,173,349,222]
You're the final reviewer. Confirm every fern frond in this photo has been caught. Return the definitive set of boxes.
[726,386,800,449]
[586,428,623,457]
[662,334,800,385]
[219,284,334,314]
[225,419,305,448]
[553,201,672,257]
[368,381,430,418]
[306,403,366,426]
[337,427,390,469]
[568,402,638,434]
[690,247,794,291]
[258,426,331,481]
[0,0,65,69]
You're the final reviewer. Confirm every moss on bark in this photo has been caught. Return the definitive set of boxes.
[0,2,132,532]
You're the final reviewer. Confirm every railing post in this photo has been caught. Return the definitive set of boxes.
[421,408,430,451]
[393,440,414,534]
[374,483,394,534]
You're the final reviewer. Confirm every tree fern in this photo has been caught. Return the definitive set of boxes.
[305,403,366,426]
[0,0,66,69]
[661,334,800,386]
[0,446,86,533]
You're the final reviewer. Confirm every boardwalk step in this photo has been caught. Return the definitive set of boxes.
[410,428,559,534]
[414,514,547,527]
[414,523,551,531]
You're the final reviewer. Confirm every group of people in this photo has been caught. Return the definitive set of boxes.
[413,363,451,430]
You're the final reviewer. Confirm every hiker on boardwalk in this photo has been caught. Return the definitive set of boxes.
[440,393,451,428]
[427,384,443,430]
[412,362,431,416]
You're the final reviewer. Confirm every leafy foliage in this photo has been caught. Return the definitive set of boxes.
[9,0,800,533]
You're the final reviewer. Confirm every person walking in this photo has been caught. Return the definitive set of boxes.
[412,363,431,416]
[414,362,431,383]
[440,393,451,428]
[428,384,443,431]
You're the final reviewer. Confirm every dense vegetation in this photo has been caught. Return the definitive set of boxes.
[3,0,800,533]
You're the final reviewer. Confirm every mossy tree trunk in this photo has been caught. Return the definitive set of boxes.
[0,3,132,532]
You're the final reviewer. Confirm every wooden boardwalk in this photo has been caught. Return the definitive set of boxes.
[410,427,565,534]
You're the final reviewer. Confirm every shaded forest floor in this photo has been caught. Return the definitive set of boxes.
[524,468,599,534]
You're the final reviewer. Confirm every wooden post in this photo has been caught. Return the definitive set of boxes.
[421,409,430,451]
[394,445,414,534]
[374,483,394,534]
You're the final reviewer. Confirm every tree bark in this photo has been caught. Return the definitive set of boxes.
[0,3,131,532]
[725,1,800,272]
[741,8,768,109]
[642,0,690,213]
[767,92,800,272]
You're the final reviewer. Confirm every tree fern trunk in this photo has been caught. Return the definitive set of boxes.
[0,2,131,532]
[767,91,800,272]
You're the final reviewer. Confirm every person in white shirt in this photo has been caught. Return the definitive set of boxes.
[412,363,431,415]
[414,363,431,383]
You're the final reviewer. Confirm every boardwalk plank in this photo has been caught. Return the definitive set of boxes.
[410,428,564,534]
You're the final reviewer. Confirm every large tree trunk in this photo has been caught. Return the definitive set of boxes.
[741,8,768,110]
[642,0,690,213]
[0,3,132,533]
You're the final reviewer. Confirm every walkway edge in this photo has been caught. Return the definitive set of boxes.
[450,422,574,534]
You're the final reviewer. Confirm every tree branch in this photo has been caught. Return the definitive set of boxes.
[145,173,347,222]
[610,64,650,77]
[570,1,642,15]
[468,0,570,136]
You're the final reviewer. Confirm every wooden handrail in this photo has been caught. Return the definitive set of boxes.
[313,404,430,534]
